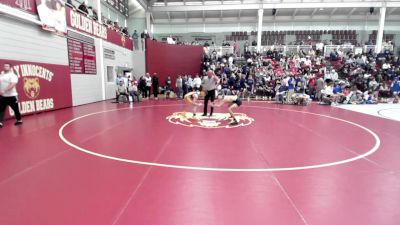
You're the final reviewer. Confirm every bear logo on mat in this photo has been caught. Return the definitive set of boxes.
[166,112,254,129]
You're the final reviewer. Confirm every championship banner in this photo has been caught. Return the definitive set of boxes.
[0,59,73,118]
[36,0,67,36]
[66,7,133,50]
[0,0,38,14]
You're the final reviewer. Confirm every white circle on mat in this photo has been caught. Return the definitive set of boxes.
[59,105,381,172]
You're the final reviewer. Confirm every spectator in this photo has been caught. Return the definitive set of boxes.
[176,75,183,99]
[286,75,295,103]
[276,80,288,103]
[152,73,159,100]
[128,77,140,103]
[315,75,325,101]
[132,30,139,50]
[167,35,175,44]
[391,75,400,103]
[141,29,150,51]
[115,80,129,103]
[193,74,202,91]
[0,63,23,128]
[165,76,172,99]
[144,73,152,99]
[116,73,125,86]
[78,0,88,14]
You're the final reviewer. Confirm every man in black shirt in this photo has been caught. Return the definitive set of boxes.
[140,29,150,51]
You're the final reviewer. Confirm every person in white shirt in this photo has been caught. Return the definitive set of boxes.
[331,69,338,81]
[316,41,324,56]
[115,80,129,103]
[321,81,338,105]
[144,73,152,99]
[0,63,23,128]
[166,35,175,45]
[193,74,202,91]
[382,62,391,71]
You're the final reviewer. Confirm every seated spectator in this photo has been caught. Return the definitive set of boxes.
[363,90,377,104]
[275,81,288,103]
[391,75,400,103]
[321,81,339,105]
[330,50,338,61]
[116,80,129,103]
[128,78,140,103]
[379,82,391,102]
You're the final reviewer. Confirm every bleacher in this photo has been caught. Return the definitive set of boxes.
[225,30,361,46]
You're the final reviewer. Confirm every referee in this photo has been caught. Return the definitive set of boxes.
[202,70,220,117]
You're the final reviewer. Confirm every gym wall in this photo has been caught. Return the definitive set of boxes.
[145,39,204,86]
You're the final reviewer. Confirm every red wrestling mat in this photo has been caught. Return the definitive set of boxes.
[0,100,399,225]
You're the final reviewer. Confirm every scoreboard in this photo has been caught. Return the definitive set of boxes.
[103,0,129,17]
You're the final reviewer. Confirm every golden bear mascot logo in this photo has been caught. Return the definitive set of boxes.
[23,77,40,99]
[166,112,254,129]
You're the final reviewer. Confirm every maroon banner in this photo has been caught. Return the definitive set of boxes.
[0,0,38,14]
[108,28,133,50]
[67,38,97,74]
[66,7,107,39]
[66,7,133,50]
[0,59,72,118]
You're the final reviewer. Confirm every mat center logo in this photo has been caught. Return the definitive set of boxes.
[166,112,254,129]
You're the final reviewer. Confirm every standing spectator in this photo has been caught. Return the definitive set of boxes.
[286,75,295,103]
[152,73,159,100]
[315,75,325,101]
[138,75,146,98]
[176,75,183,99]
[233,40,238,55]
[78,0,89,14]
[244,41,249,53]
[187,75,193,92]
[165,76,172,99]
[193,74,202,91]
[202,70,220,117]
[182,75,188,97]
[132,30,139,50]
[0,63,23,128]
[144,73,152,99]
[140,29,150,51]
